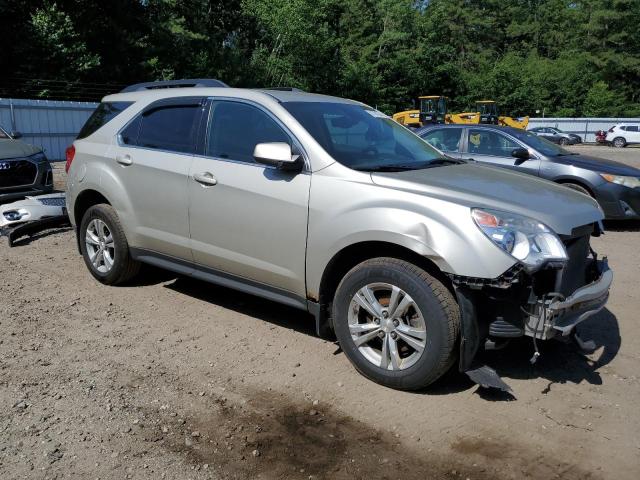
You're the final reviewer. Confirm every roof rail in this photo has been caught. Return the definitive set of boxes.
[121,79,229,93]
[261,87,305,92]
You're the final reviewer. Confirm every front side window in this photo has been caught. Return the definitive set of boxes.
[282,102,446,171]
[78,101,133,139]
[420,128,462,152]
[206,101,290,163]
[468,129,519,156]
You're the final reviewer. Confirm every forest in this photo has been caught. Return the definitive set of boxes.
[1,0,638,117]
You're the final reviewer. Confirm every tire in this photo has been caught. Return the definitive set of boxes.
[332,258,460,390]
[559,137,569,146]
[79,204,140,285]
[560,182,592,197]
[613,137,627,148]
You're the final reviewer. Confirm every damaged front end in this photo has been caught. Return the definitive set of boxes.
[451,217,612,388]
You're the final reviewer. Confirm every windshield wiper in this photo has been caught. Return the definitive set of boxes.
[354,165,419,172]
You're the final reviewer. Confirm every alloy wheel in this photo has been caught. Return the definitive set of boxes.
[348,283,427,370]
[85,219,116,273]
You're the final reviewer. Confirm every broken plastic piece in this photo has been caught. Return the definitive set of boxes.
[529,351,541,364]
[465,365,513,392]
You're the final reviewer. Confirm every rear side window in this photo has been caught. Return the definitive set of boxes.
[421,128,462,152]
[122,103,202,154]
[625,125,638,132]
[77,102,133,139]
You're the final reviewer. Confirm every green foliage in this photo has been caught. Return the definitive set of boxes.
[0,0,637,115]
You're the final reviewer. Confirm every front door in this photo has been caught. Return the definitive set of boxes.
[465,128,541,176]
[188,99,310,297]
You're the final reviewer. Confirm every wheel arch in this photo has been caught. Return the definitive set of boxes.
[73,189,112,252]
[313,240,454,337]
[553,177,596,197]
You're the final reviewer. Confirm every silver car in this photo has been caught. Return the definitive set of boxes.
[66,80,612,390]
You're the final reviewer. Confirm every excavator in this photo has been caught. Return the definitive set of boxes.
[393,97,529,129]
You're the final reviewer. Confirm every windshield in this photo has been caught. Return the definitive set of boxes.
[282,102,448,171]
[511,129,572,156]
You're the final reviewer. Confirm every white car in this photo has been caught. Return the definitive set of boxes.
[606,123,640,148]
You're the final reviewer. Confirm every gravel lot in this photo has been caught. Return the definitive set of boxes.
[1,147,639,479]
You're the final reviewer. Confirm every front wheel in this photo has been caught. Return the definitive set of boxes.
[332,258,460,390]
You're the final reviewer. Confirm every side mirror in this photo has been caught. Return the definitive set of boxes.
[10,131,22,139]
[511,147,530,161]
[253,142,302,171]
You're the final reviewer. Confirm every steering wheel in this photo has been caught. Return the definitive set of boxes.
[362,146,378,156]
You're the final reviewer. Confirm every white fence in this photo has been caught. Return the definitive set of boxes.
[528,117,640,143]
[0,98,98,161]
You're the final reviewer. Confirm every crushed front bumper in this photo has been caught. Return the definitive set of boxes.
[524,260,612,340]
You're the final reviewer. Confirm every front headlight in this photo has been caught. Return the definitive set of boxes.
[600,173,640,189]
[472,208,568,272]
[30,152,47,163]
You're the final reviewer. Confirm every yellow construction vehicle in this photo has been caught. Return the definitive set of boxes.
[475,100,529,129]
[393,95,448,128]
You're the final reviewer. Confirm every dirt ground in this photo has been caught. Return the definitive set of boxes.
[1,146,639,479]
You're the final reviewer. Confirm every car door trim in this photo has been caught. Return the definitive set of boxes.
[129,247,309,311]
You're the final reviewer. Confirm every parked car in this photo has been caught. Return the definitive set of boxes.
[0,125,53,204]
[66,80,611,391]
[418,124,640,220]
[528,126,582,145]
[605,123,640,148]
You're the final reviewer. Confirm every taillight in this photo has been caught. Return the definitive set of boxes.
[65,145,75,173]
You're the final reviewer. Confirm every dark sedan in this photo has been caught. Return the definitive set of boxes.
[416,124,640,220]
[529,126,582,145]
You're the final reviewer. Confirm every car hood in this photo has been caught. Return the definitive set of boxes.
[370,163,603,235]
[550,153,640,176]
[0,139,42,159]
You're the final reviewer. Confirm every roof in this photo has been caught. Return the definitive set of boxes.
[415,123,522,136]
[103,86,361,106]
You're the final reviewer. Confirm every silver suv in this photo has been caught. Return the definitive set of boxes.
[66,80,612,390]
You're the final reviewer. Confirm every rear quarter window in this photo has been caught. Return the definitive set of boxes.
[77,102,133,139]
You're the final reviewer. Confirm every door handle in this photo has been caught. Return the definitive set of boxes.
[193,172,218,186]
[116,154,133,166]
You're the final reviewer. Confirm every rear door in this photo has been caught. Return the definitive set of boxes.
[624,125,640,144]
[187,99,310,298]
[109,97,206,260]
[465,128,541,176]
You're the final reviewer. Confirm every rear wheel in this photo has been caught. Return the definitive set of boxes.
[332,258,459,390]
[559,137,569,146]
[613,137,627,148]
[79,204,140,285]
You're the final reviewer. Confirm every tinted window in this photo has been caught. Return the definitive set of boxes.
[625,125,638,132]
[77,102,133,139]
[207,101,290,163]
[469,129,519,156]
[283,102,444,171]
[130,104,201,154]
[421,128,462,152]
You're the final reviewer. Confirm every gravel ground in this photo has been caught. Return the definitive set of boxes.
[1,150,639,479]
